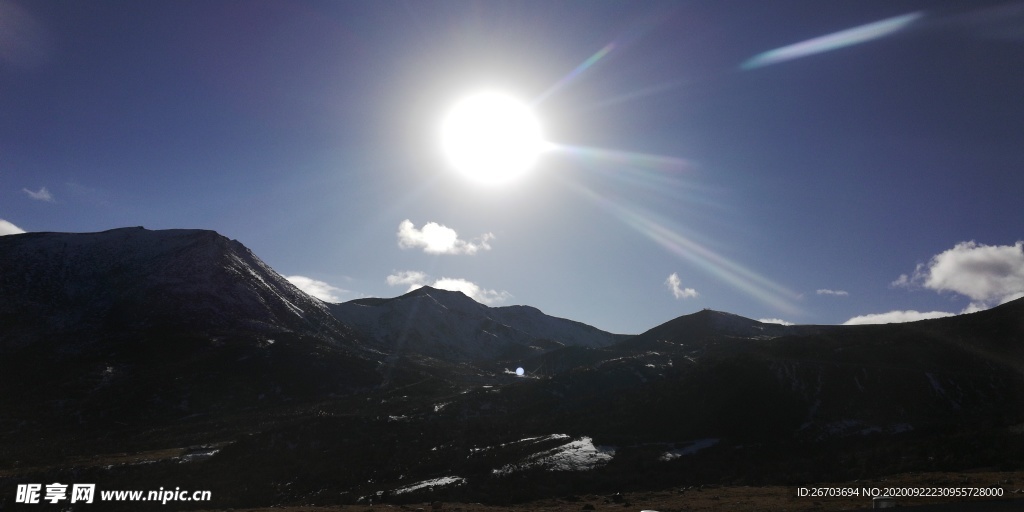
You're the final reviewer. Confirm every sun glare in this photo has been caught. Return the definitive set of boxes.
[440,92,544,186]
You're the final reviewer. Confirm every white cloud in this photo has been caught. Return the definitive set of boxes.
[665,272,698,299]
[843,310,955,325]
[385,270,511,305]
[894,241,1024,313]
[0,219,26,235]
[386,270,430,288]
[397,219,494,255]
[816,289,849,296]
[432,277,512,305]
[759,318,794,326]
[23,186,54,202]
[286,275,348,302]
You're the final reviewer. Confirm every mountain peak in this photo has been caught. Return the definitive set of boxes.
[329,286,621,361]
[399,285,483,310]
[401,284,462,296]
[0,227,348,343]
[402,285,469,300]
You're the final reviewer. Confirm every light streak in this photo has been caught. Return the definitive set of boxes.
[741,12,925,69]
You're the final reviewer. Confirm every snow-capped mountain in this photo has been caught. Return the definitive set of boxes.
[0,227,379,443]
[328,286,625,361]
[0,227,353,348]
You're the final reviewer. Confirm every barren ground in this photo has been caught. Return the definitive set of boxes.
[197,470,1024,512]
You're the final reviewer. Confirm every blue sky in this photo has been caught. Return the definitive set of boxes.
[3,0,1023,334]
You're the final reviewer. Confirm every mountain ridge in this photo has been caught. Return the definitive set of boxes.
[3,226,1024,510]
[328,284,625,362]
[0,227,382,454]
[0,226,353,345]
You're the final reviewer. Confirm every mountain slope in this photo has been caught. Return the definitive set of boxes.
[512,298,1024,445]
[328,286,624,361]
[0,228,381,460]
[3,227,1023,508]
[0,227,351,346]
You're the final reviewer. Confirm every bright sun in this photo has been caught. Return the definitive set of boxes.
[440,92,544,186]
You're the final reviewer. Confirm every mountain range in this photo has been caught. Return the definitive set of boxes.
[1,227,1022,510]
[329,285,626,362]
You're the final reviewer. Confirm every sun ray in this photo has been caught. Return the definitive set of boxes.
[579,80,690,113]
[534,43,616,105]
[567,181,804,317]
[547,143,692,173]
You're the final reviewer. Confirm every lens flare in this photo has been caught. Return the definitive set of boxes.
[569,183,803,317]
[741,12,924,69]
[535,43,616,105]
[548,143,692,173]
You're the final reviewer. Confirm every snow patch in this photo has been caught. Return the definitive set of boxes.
[177,448,219,463]
[659,438,719,461]
[469,433,570,456]
[493,436,615,475]
[392,476,466,495]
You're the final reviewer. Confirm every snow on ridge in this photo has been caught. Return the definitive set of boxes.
[493,436,614,475]
[392,476,466,495]
[470,433,570,455]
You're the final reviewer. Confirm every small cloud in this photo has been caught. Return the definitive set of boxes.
[843,310,955,325]
[386,270,510,305]
[23,186,54,202]
[432,277,512,305]
[894,241,1024,313]
[816,289,849,296]
[0,219,26,235]
[286,275,348,302]
[665,272,698,299]
[890,274,910,287]
[397,219,494,255]
[759,318,794,326]
[386,270,429,288]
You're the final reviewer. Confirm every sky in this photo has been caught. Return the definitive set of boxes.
[2,0,1024,334]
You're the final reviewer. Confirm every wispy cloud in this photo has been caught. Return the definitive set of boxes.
[843,310,954,325]
[385,270,511,305]
[23,186,54,202]
[397,219,494,255]
[286,275,348,302]
[816,289,849,296]
[665,272,698,299]
[759,318,794,326]
[893,240,1024,312]
[0,219,26,235]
